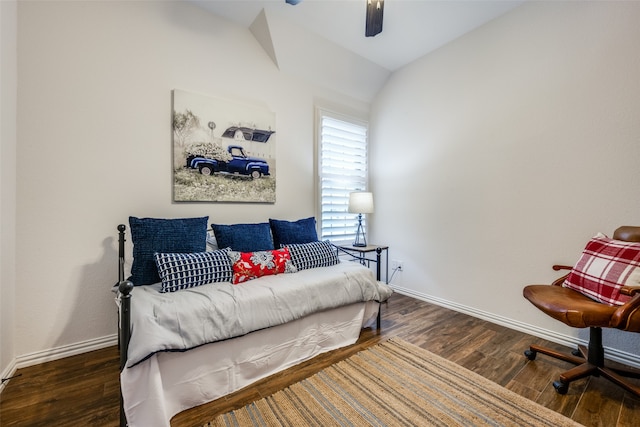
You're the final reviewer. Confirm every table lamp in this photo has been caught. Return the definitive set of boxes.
[348,191,374,247]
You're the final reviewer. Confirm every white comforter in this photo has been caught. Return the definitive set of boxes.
[125,261,391,367]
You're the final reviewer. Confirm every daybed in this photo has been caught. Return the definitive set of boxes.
[114,216,392,427]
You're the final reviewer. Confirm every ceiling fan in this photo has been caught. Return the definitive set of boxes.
[285,0,384,37]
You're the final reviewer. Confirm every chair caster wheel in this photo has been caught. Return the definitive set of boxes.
[571,349,581,357]
[524,349,537,361]
[553,380,569,395]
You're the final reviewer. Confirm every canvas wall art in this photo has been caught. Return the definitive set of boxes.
[172,89,276,203]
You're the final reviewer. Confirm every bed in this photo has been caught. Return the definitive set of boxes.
[114,216,392,427]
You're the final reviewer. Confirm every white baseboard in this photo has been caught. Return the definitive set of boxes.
[391,285,640,369]
[0,358,17,394]
[14,334,118,370]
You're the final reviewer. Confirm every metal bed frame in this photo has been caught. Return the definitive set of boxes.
[114,224,386,426]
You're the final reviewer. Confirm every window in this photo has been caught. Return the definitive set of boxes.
[317,110,369,243]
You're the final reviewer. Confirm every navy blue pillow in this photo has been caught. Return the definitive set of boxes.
[129,216,208,285]
[269,217,318,248]
[211,222,274,252]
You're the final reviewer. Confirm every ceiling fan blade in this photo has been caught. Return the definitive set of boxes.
[365,0,384,37]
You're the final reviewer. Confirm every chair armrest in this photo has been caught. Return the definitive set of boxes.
[611,292,640,330]
[550,265,572,286]
[620,285,640,297]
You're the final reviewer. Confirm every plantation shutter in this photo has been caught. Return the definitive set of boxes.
[318,113,368,242]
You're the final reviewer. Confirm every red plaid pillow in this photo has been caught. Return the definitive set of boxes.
[563,233,640,306]
[228,248,297,284]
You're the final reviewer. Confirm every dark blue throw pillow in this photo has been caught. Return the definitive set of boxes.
[129,216,208,285]
[269,217,318,248]
[211,222,274,252]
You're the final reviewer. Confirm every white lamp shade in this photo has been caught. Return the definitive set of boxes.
[348,192,374,214]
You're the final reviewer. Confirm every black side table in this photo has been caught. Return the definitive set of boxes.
[335,243,389,330]
[335,243,389,283]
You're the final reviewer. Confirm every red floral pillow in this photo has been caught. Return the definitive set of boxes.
[228,248,297,284]
[563,233,640,306]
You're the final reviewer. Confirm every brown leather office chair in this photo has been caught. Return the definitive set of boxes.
[523,226,640,396]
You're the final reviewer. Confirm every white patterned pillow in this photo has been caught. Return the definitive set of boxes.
[154,249,232,293]
[285,240,340,271]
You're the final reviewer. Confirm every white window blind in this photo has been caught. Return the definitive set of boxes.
[318,113,368,242]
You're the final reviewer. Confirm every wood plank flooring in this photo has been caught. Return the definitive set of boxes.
[1,293,639,426]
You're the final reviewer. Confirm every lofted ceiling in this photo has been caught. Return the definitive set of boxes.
[192,0,525,71]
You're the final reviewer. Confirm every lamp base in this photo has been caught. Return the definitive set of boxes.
[353,214,367,247]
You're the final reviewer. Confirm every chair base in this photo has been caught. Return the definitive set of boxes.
[524,327,640,397]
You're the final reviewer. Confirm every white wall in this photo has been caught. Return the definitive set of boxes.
[1,0,18,385]
[370,1,640,357]
[13,1,373,364]
[9,0,640,372]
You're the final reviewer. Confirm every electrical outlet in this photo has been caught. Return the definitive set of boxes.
[391,260,404,271]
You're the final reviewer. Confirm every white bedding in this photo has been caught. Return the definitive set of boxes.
[121,301,379,427]
[125,261,391,367]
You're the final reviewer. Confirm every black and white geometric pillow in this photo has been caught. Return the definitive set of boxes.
[154,248,232,293]
[285,240,340,271]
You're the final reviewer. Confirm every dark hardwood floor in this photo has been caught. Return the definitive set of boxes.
[1,293,639,426]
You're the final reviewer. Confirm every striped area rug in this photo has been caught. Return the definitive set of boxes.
[205,338,581,427]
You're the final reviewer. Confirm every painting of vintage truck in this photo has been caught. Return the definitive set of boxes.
[172,90,276,203]
[186,144,270,179]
